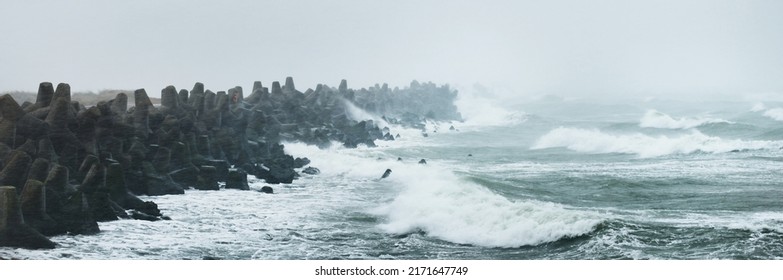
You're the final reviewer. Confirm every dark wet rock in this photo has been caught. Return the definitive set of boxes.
[86,192,118,222]
[15,114,49,141]
[161,85,179,109]
[129,210,160,221]
[339,79,348,93]
[418,159,427,164]
[293,157,310,169]
[302,166,320,175]
[43,164,70,194]
[259,186,274,194]
[271,81,282,95]
[133,89,152,139]
[225,168,249,190]
[54,192,100,235]
[19,180,60,235]
[37,138,58,163]
[169,166,198,187]
[78,163,104,194]
[0,186,56,249]
[256,163,296,184]
[110,92,128,115]
[397,157,403,161]
[27,158,50,182]
[194,165,219,191]
[141,161,184,195]
[449,125,455,131]
[0,151,32,190]
[0,94,24,122]
[35,82,55,108]
[381,168,392,179]
[284,77,296,92]
[205,159,229,182]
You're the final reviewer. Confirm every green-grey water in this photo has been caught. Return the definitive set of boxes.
[2,99,782,259]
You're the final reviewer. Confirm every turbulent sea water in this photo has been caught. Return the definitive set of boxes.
[3,97,783,260]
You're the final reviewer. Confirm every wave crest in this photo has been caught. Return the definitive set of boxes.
[532,127,782,157]
[371,166,601,248]
[639,109,730,129]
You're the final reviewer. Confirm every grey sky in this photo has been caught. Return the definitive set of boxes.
[1,0,782,99]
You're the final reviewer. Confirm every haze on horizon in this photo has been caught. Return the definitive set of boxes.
[1,0,782,102]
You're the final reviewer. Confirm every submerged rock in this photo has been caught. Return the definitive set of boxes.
[259,186,274,194]
[301,166,320,175]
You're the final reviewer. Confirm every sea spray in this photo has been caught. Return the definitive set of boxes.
[454,89,527,128]
[762,108,783,121]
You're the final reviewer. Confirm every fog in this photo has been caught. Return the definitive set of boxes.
[1,0,782,101]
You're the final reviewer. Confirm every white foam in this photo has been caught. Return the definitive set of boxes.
[532,127,783,158]
[370,166,601,248]
[639,109,730,129]
[751,102,767,112]
[763,108,783,121]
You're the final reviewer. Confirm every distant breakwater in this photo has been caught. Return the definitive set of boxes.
[0,78,461,250]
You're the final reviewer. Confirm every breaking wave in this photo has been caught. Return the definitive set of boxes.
[532,127,782,158]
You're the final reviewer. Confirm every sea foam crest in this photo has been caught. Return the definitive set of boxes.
[639,109,730,129]
[370,165,601,248]
[532,127,782,158]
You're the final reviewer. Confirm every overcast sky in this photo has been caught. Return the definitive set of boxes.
[1,0,782,99]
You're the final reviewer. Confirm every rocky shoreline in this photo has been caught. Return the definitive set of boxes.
[0,78,460,250]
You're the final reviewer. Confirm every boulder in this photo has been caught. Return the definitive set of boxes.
[19,180,60,235]
[26,158,50,185]
[55,192,100,235]
[0,186,56,249]
[35,82,55,108]
[196,165,220,191]
[225,168,249,190]
[0,151,32,190]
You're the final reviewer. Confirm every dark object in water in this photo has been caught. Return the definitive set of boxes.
[381,169,392,179]
[302,166,320,175]
[259,186,274,194]
[418,159,427,164]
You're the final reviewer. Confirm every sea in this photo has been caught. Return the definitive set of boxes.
[2,94,783,260]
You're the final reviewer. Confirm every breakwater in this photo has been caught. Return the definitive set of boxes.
[0,78,460,249]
